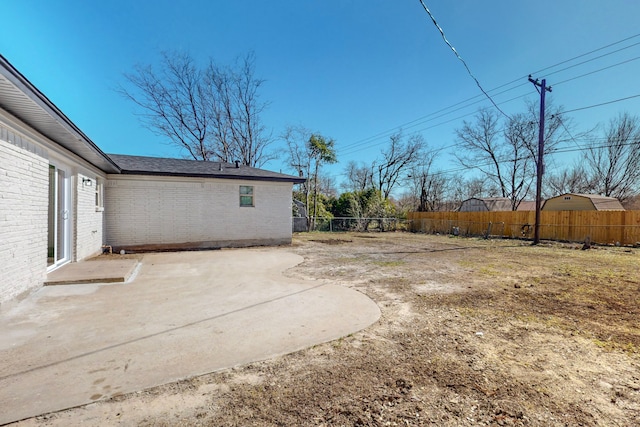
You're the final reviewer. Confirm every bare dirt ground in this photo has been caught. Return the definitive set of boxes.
[12,232,640,426]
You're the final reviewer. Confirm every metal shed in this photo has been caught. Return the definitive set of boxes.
[542,193,625,211]
[458,197,513,212]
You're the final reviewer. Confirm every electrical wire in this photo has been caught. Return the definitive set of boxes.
[387,138,640,183]
[562,94,640,114]
[543,42,640,80]
[416,0,510,119]
[532,32,640,76]
[329,132,638,181]
[339,90,533,156]
[336,32,640,155]
[340,88,640,160]
[554,56,640,86]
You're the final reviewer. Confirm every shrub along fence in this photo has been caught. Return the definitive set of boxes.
[407,210,640,246]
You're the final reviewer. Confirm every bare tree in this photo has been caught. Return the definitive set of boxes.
[502,112,543,209]
[520,100,566,169]
[455,109,505,193]
[343,161,373,192]
[119,51,273,167]
[407,149,446,212]
[222,53,273,167]
[374,132,425,200]
[455,103,566,210]
[464,176,497,199]
[317,175,338,199]
[545,164,593,197]
[584,112,640,202]
[284,126,313,221]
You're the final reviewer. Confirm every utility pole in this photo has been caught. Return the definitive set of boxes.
[528,75,552,245]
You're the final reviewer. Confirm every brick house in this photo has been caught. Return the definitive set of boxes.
[0,55,304,303]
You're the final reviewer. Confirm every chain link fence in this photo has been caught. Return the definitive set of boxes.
[293,217,411,233]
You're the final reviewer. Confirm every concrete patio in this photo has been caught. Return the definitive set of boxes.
[0,248,381,425]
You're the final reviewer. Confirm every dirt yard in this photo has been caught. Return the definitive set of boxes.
[13,233,640,426]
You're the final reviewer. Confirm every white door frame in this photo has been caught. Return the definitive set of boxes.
[47,162,71,270]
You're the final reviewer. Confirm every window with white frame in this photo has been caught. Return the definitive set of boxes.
[95,178,104,211]
[239,185,254,207]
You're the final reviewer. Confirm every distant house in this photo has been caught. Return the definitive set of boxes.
[0,55,304,303]
[292,199,308,232]
[542,193,625,211]
[459,197,512,212]
[292,199,307,217]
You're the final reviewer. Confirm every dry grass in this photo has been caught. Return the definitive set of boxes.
[19,232,640,427]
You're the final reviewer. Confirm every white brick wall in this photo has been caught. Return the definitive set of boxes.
[0,137,48,302]
[74,174,104,260]
[104,176,293,248]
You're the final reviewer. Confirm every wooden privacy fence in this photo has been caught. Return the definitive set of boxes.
[407,211,640,246]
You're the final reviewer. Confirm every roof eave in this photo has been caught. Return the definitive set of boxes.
[0,55,121,173]
[118,170,306,183]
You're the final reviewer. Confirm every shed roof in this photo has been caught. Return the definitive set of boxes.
[109,154,306,183]
[574,194,625,210]
[460,197,513,211]
[544,193,625,211]
[516,200,537,211]
[482,197,513,211]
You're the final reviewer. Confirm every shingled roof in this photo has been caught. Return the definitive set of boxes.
[108,154,306,183]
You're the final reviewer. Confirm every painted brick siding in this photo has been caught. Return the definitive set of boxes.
[75,175,104,260]
[0,137,48,303]
[104,177,293,247]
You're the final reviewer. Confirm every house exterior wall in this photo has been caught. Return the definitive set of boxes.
[74,173,105,261]
[0,129,49,302]
[0,112,107,303]
[543,195,594,211]
[104,175,294,249]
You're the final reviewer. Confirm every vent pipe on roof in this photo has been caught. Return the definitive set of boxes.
[219,163,223,171]
[235,160,240,168]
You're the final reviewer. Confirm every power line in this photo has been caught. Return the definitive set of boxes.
[416,0,510,119]
[552,139,639,155]
[387,139,639,182]
[543,41,640,80]
[327,132,639,182]
[340,69,640,157]
[562,94,640,114]
[555,115,586,151]
[337,66,634,157]
[340,88,640,158]
[337,32,640,155]
[554,55,640,86]
[532,33,640,76]
[339,90,533,156]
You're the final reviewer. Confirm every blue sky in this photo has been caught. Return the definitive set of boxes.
[2,1,640,189]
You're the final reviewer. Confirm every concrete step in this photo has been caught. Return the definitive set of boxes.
[45,259,139,285]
